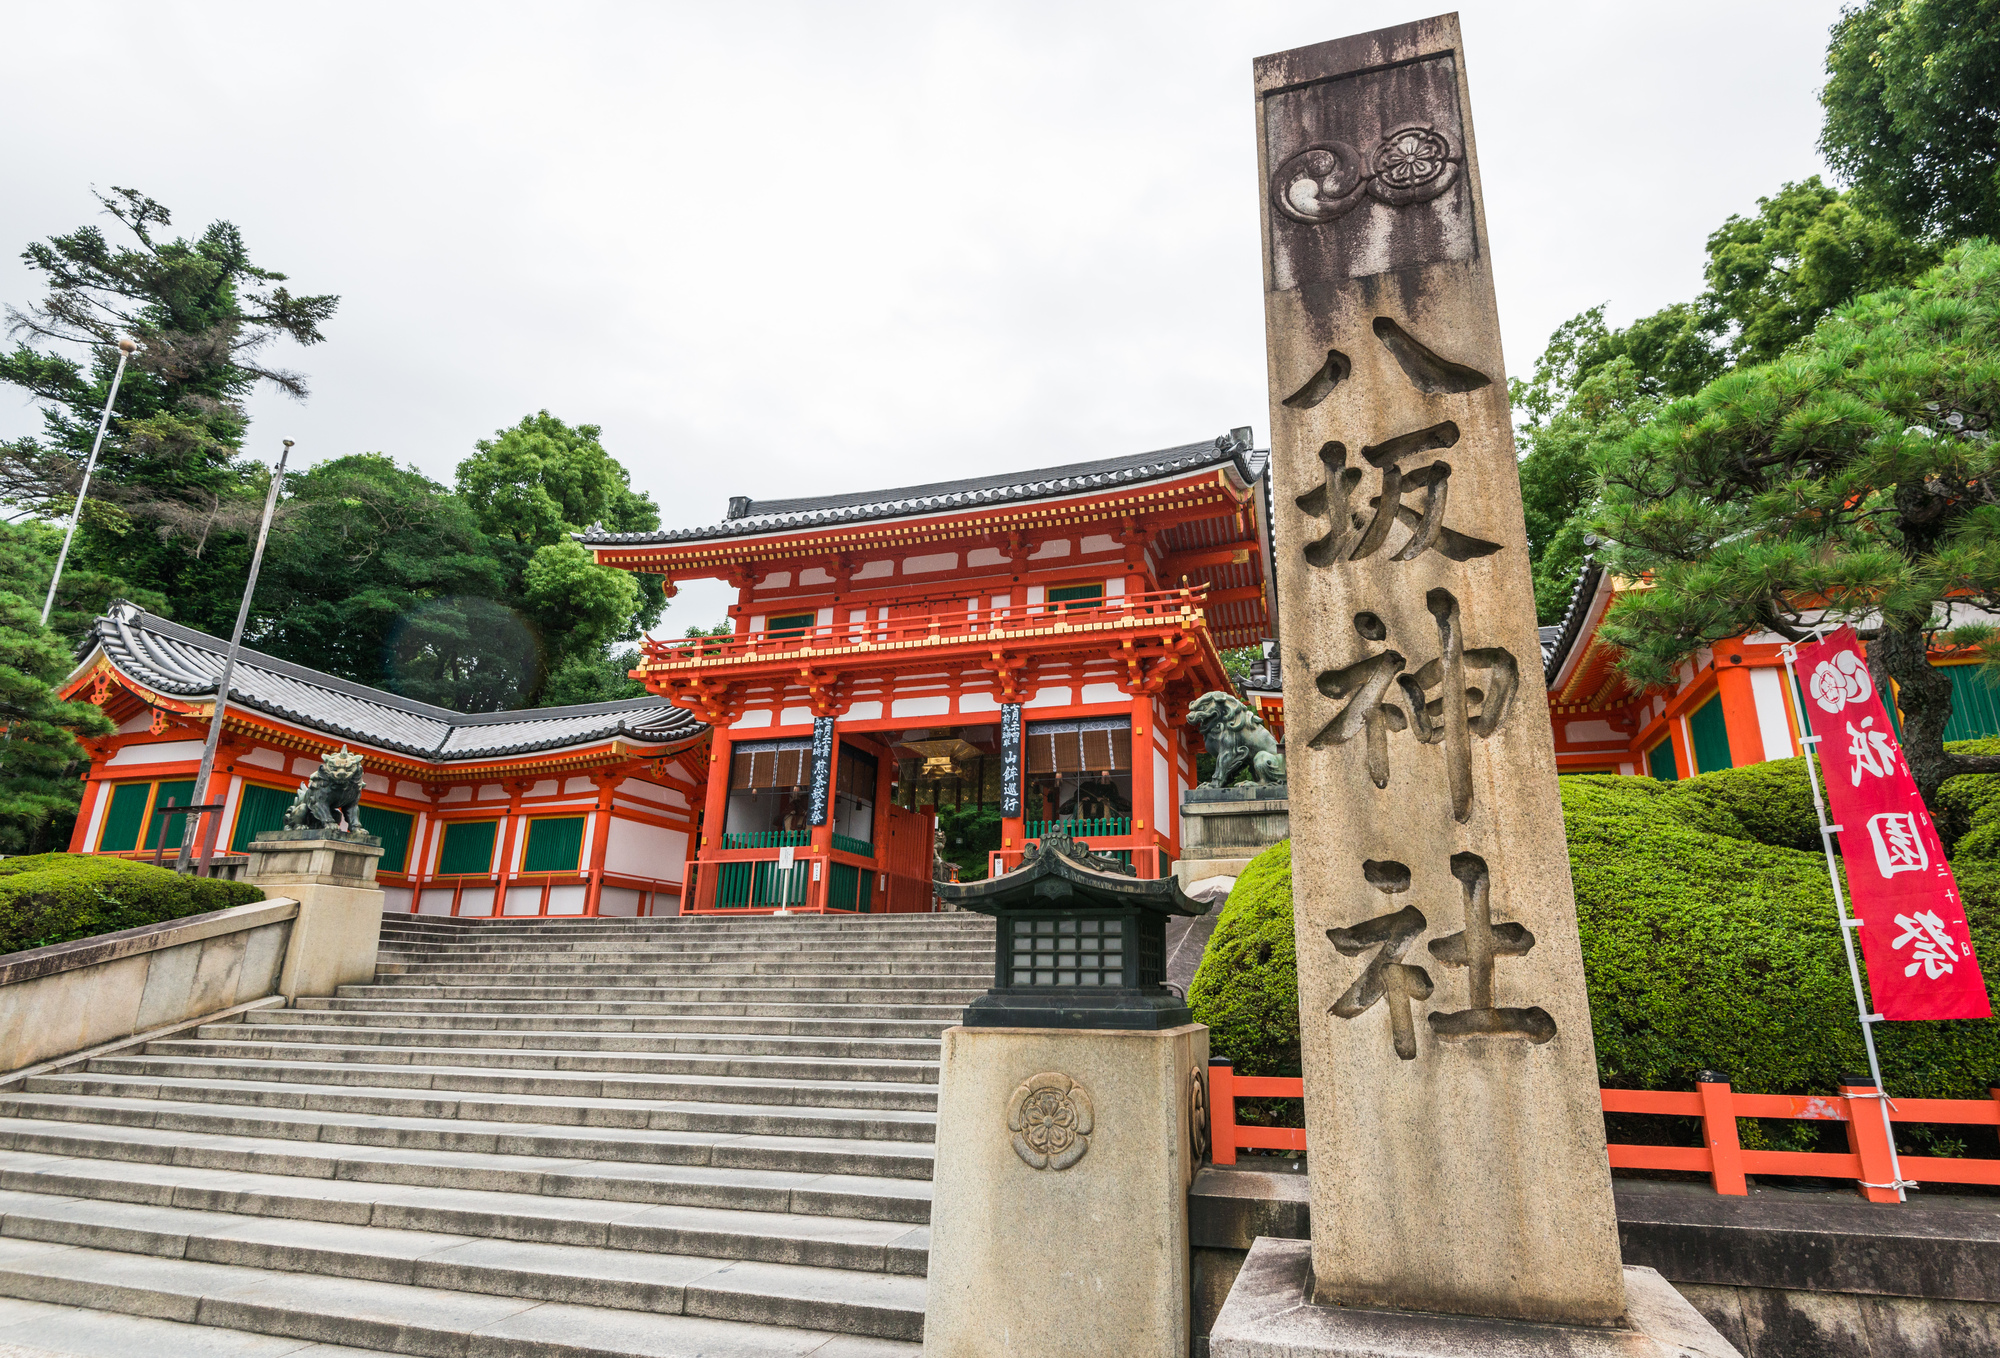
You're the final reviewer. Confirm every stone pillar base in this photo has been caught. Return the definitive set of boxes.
[924,1023,1209,1358]
[1210,1237,1742,1358]
[245,832,385,1004]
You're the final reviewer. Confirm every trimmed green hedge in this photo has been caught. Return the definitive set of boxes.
[0,854,263,957]
[1190,755,2000,1102]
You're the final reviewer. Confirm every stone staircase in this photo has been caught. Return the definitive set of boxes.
[0,911,995,1357]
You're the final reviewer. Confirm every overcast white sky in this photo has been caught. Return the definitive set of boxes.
[3,1,1847,631]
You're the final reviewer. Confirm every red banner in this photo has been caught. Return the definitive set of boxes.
[1794,628,1989,1020]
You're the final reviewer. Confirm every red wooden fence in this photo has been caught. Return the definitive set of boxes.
[1205,1058,2000,1201]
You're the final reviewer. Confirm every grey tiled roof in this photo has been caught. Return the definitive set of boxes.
[85,604,706,763]
[1542,558,1605,683]
[580,432,1267,547]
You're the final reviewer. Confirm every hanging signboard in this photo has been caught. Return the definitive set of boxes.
[807,717,835,828]
[999,704,1022,818]
[1796,627,1990,1020]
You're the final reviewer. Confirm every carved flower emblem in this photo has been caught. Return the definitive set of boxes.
[1007,1071,1093,1170]
[1367,125,1460,206]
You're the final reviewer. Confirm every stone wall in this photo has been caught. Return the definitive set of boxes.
[0,899,299,1074]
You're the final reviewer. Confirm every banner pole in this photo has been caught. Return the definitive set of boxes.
[1781,637,1907,1201]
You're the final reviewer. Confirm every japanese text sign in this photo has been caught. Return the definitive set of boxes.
[807,717,835,828]
[999,705,1022,818]
[1796,628,1990,1020]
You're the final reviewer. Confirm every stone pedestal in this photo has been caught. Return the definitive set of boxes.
[1175,787,1291,890]
[1211,1238,1741,1358]
[924,1023,1208,1357]
[244,831,385,1003]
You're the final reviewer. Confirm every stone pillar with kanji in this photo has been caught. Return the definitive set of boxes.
[1211,16,1738,1356]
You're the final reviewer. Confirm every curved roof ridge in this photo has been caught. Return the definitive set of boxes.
[579,433,1266,548]
[82,604,706,763]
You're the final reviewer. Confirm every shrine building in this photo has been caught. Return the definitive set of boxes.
[1539,561,2000,778]
[60,604,708,917]
[583,430,1273,913]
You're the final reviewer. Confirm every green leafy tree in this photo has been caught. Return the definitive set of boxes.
[252,455,508,700]
[0,188,337,635]
[455,412,667,703]
[1515,183,1934,620]
[0,519,166,645]
[1591,242,2000,809]
[0,591,113,853]
[1821,0,2000,241]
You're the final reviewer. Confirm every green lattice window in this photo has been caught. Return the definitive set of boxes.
[368,807,415,874]
[97,782,152,853]
[522,816,585,873]
[1048,583,1104,611]
[1688,695,1732,775]
[1939,663,2000,742]
[231,783,293,852]
[437,820,498,875]
[141,780,197,852]
[767,611,815,639]
[1646,738,1680,782]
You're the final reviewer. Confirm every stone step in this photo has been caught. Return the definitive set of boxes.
[371,962,992,977]
[0,1239,922,1354]
[0,1119,932,1224]
[74,1056,940,1112]
[254,1009,954,1039]
[204,1023,943,1063]
[375,940,991,956]
[343,985,984,1005]
[21,1074,939,1142]
[0,1153,930,1274]
[0,1191,929,1342]
[0,1294,405,1357]
[141,1039,941,1087]
[306,996,970,1020]
[0,1093,935,1179]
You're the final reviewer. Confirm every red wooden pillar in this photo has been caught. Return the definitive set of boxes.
[1208,1057,1237,1166]
[583,771,618,916]
[1694,1071,1747,1195]
[1840,1077,1904,1203]
[1713,645,1768,769]
[697,727,734,911]
[68,775,107,853]
[1665,709,1694,781]
[1129,691,1156,876]
[498,779,531,915]
[871,736,895,907]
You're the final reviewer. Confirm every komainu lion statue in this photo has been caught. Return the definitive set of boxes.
[284,746,367,834]
[1187,690,1286,788]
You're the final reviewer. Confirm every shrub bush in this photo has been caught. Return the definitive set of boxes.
[0,854,263,957]
[1189,759,2000,1102]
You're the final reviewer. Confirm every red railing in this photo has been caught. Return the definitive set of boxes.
[640,587,1207,670]
[1205,1059,2000,1200]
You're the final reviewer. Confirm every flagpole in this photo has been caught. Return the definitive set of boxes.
[176,440,292,875]
[42,339,136,626]
[1780,635,1907,1201]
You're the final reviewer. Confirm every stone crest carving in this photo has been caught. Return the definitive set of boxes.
[1269,124,1461,224]
[1007,1071,1093,1170]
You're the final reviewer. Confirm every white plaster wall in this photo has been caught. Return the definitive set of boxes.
[361,772,390,793]
[733,710,773,729]
[1564,719,1623,744]
[396,780,427,799]
[855,560,893,580]
[1080,534,1117,555]
[958,692,999,714]
[107,740,206,767]
[1029,539,1071,560]
[967,547,1006,569]
[547,885,587,915]
[846,700,884,720]
[781,706,814,725]
[1080,682,1124,705]
[892,695,951,718]
[242,749,286,770]
[1153,749,1169,837]
[1751,667,1797,761]
[1026,687,1071,708]
[754,572,793,590]
[604,819,686,879]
